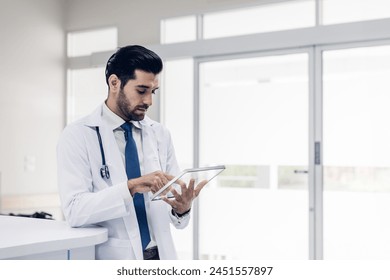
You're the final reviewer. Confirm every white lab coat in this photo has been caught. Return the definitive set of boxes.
[57,104,189,260]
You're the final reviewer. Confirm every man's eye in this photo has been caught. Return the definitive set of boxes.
[137,90,146,94]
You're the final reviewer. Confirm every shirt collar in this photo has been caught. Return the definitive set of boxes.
[102,102,142,130]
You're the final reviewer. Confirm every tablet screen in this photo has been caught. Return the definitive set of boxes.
[151,165,225,201]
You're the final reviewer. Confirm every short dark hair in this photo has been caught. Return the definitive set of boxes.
[105,45,163,89]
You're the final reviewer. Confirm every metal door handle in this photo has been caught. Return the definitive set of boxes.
[294,170,308,174]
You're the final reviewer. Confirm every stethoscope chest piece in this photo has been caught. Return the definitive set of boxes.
[100,165,110,179]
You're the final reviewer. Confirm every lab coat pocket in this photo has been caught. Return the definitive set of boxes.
[95,237,135,260]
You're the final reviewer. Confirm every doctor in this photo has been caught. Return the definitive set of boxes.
[57,45,206,260]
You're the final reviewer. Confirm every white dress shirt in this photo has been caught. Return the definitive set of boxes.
[102,102,156,249]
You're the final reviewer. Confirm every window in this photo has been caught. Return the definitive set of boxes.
[67,67,107,124]
[323,45,390,259]
[322,0,390,25]
[66,27,117,123]
[161,16,197,44]
[161,59,194,259]
[203,0,315,39]
[161,0,390,44]
[161,59,194,169]
[67,27,117,57]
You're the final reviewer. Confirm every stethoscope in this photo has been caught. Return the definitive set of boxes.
[95,124,162,180]
[95,127,110,179]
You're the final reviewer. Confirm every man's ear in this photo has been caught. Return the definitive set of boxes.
[108,74,121,92]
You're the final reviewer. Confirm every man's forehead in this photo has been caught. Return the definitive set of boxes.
[132,71,159,89]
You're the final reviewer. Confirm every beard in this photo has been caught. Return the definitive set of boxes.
[116,89,148,121]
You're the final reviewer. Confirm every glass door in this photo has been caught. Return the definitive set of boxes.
[197,51,310,259]
[322,44,390,259]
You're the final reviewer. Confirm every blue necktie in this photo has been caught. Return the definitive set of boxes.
[121,122,151,251]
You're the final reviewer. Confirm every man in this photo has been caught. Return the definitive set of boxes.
[57,45,205,260]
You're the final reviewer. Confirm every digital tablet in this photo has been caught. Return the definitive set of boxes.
[150,165,226,201]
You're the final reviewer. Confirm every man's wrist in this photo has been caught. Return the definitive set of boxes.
[172,208,191,218]
[127,179,138,196]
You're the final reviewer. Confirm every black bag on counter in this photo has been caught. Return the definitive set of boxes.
[5,211,53,219]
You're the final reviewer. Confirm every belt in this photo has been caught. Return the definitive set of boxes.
[143,246,159,260]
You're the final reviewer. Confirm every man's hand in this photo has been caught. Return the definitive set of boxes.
[127,171,171,196]
[162,178,208,215]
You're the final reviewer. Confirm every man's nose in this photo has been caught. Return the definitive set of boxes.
[143,92,153,106]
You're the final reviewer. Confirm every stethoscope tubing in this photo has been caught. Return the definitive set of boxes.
[96,126,110,179]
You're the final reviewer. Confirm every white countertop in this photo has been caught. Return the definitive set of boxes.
[0,215,107,259]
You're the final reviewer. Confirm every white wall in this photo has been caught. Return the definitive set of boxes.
[0,0,65,203]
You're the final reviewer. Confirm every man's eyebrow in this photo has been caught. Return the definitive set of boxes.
[136,85,159,91]
[136,85,150,89]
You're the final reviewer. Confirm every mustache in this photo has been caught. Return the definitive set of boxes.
[136,104,149,110]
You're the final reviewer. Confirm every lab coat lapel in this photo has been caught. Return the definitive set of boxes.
[140,121,164,235]
[141,122,162,174]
